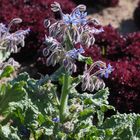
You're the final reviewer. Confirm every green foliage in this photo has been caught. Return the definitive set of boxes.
[0,67,26,115]
[0,71,110,139]
[0,65,15,80]
[78,54,93,65]
[101,113,140,139]
[0,81,26,115]
[83,113,140,140]
[0,71,140,140]
[0,124,20,140]
[0,5,140,139]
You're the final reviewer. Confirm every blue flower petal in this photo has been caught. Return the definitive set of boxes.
[52,117,60,123]
[104,72,109,78]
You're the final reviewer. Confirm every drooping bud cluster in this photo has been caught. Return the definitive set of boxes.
[0,58,20,70]
[44,2,103,47]
[43,36,61,56]
[43,2,113,90]
[81,61,114,92]
[43,2,104,73]
[43,35,84,73]
[0,18,30,61]
[63,47,85,73]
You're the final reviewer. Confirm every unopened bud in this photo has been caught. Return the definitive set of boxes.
[10,18,22,24]
[44,19,51,28]
[51,2,61,12]
[77,4,86,12]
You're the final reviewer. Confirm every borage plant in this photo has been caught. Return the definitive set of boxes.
[1,2,140,140]
[43,2,111,122]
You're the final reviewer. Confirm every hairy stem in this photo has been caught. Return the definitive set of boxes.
[59,72,71,123]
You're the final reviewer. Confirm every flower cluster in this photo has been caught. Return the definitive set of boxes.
[0,58,20,70]
[44,2,103,47]
[43,3,103,66]
[43,38,92,74]
[81,61,107,92]
[0,0,75,61]
[43,2,113,92]
[0,18,29,62]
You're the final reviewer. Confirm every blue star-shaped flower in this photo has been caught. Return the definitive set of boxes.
[66,46,85,59]
[62,9,87,25]
[74,9,87,25]
[100,63,114,78]
[63,14,79,25]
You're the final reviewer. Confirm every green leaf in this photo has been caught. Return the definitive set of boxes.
[97,110,104,126]
[78,54,93,65]
[44,128,53,136]
[84,98,94,105]
[0,81,26,115]
[101,113,140,139]
[50,66,65,82]
[37,114,46,125]
[78,109,93,120]
[11,72,29,82]
[105,129,113,136]
[0,65,14,79]
[10,72,37,94]
[0,124,11,138]
[101,105,115,112]
[93,88,109,100]
[0,124,20,140]
[135,117,140,127]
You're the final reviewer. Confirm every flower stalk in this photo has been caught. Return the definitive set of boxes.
[59,72,71,123]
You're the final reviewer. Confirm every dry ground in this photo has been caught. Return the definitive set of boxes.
[90,0,139,34]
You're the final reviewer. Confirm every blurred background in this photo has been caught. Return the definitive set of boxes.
[0,0,140,113]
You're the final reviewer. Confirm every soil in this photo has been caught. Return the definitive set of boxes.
[89,0,139,34]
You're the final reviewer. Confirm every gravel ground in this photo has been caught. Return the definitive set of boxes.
[90,0,139,34]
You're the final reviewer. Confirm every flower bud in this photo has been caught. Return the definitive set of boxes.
[44,19,51,28]
[51,2,61,12]
[10,18,22,24]
[77,4,86,12]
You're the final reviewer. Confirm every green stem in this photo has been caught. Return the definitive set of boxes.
[59,72,71,123]
[65,30,73,51]
[102,46,106,56]
[59,29,73,123]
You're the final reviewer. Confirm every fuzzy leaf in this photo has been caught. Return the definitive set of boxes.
[0,124,20,140]
[78,109,93,120]
[101,113,140,139]
[0,65,14,79]
[78,54,93,65]
[0,81,26,115]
